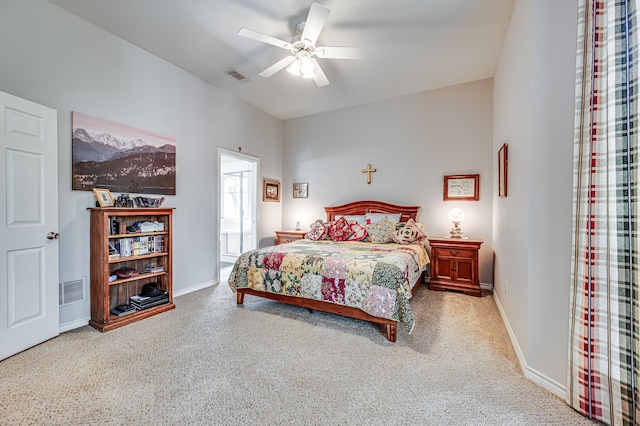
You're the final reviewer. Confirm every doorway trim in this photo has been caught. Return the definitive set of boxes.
[217,148,259,283]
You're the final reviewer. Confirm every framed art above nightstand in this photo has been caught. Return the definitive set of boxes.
[443,174,479,201]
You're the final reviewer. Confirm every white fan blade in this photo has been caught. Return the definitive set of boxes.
[310,58,329,87]
[315,46,364,60]
[259,56,296,78]
[301,3,330,45]
[238,27,293,50]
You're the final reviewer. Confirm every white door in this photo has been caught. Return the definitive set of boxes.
[0,91,59,361]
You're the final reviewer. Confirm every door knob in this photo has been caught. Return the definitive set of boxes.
[46,232,60,240]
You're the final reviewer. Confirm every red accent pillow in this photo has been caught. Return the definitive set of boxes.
[348,222,367,241]
[328,217,353,241]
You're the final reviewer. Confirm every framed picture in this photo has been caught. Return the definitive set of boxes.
[293,182,308,198]
[498,143,508,198]
[93,188,115,207]
[263,179,281,202]
[72,112,176,195]
[443,174,480,201]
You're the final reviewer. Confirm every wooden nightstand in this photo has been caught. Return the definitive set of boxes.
[275,230,307,245]
[428,237,483,297]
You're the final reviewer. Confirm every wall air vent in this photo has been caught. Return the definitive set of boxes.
[225,70,250,82]
[59,278,86,306]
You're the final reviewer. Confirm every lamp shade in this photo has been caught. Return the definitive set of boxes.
[448,208,465,223]
[286,59,301,76]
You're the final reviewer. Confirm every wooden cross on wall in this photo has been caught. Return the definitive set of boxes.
[361,164,377,184]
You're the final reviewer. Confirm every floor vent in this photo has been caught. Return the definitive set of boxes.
[59,278,86,306]
[225,70,250,82]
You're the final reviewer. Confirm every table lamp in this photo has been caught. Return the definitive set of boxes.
[295,213,302,231]
[448,208,464,238]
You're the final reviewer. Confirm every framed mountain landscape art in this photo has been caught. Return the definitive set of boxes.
[72,112,176,195]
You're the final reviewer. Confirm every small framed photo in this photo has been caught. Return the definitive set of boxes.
[263,179,281,202]
[498,143,508,198]
[293,182,308,198]
[443,174,479,201]
[93,188,115,207]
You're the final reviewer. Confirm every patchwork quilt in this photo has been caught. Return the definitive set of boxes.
[228,239,430,333]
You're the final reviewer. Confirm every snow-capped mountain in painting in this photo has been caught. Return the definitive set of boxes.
[71,112,176,195]
[72,128,174,163]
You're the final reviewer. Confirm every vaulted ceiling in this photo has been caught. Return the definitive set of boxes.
[46,0,515,120]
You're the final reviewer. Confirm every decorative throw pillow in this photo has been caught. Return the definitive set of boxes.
[365,216,394,243]
[328,216,353,241]
[306,219,327,241]
[348,222,368,241]
[391,218,427,244]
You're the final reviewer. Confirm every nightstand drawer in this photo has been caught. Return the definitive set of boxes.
[274,230,307,245]
[435,248,476,259]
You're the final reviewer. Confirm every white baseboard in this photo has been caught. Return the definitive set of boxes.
[58,280,218,333]
[480,282,493,291]
[492,292,567,400]
[525,364,567,400]
[174,279,217,297]
[59,316,90,333]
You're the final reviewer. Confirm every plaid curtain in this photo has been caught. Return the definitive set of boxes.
[568,0,640,424]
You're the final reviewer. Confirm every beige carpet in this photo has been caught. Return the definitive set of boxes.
[0,283,596,425]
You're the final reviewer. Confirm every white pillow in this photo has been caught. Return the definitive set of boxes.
[365,213,401,223]
[342,215,366,223]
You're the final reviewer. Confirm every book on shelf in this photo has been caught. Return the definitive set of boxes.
[115,236,163,257]
[130,292,169,310]
[108,217,119,236]
[130,291,168,305]
[130,298,169,310]
[154,235,165,253]
[144,264,164,273]
[110,304,137,316]
[140,237,149,255]
[118,237,133,257]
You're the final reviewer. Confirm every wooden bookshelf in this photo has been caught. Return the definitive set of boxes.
[88,207,175,332]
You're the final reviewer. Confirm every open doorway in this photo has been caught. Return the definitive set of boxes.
[218,149,258,283]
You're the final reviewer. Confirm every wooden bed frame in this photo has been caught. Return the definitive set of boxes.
[236,200,423,342]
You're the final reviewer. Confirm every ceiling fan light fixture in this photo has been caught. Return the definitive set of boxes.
[238,2,356,87]
[300,56,315,78]
[286,59,302,76]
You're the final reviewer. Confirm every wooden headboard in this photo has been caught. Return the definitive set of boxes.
[325,200,420,222]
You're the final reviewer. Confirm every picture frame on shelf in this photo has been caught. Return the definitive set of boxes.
[498,143,508,198]
[443,174,479,201]
[293,182,308,198]
[93,188,115,207]
[263,179,281,202]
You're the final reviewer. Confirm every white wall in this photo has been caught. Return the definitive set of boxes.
[492,0,533,374]
[493,0,578,394]
[283,80,494,285]
[0,0,283,328]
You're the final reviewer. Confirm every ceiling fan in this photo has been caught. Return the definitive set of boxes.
[238,2,362,87]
